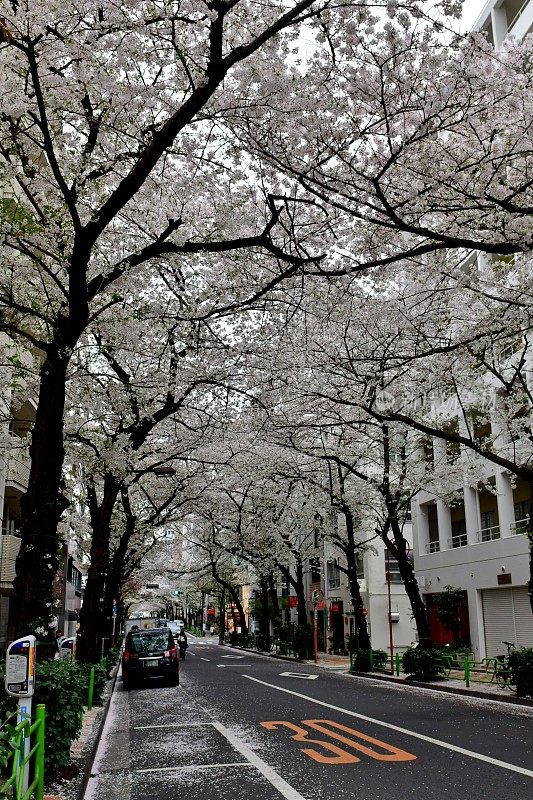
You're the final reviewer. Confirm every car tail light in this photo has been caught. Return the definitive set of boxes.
[167,646,177,659]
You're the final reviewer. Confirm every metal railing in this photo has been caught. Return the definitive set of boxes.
[450,533,468,549]
[0,704,45,800]
[476,525,500,543]
[510,518,530,536]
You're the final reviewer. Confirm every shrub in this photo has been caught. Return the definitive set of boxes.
[228,631,240,646]
[351,649,372,671]
[402,647,449,681]
[33,660,86,775]
[509,648,533,698]
[77,661,108,707]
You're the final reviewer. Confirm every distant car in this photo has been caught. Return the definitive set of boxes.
[58,636,76,660]
[167,620,184,638]
[122,627,179,690]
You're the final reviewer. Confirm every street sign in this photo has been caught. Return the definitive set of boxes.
[311,588,324,605]
[288,596,299,608]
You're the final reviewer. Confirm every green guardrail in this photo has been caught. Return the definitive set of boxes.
[0,704,45,800]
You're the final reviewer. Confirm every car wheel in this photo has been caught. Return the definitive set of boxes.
[168,669,179,687]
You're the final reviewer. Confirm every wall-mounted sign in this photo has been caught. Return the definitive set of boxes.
[288,596,299,608]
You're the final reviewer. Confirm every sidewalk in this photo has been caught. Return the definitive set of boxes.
[301,652,533,706]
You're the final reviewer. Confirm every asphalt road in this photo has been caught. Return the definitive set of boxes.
[85,634,533,800]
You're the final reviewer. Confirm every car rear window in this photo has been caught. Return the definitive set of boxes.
[129,631,170,653]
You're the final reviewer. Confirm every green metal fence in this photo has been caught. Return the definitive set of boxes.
[0,703,45,800]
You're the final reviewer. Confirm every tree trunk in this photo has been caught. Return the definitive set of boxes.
[277,561,307,627]
[77,474,121,661]
[259,576,271,649]
[11,349,70,638]
[341,503,371,649]
[386,515,432,647]
[218,589,226,644]
[268,571,281,623]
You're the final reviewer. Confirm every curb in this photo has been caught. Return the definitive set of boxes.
[77,663,119,800]
[347,670,533,707]
[228,643,533,708]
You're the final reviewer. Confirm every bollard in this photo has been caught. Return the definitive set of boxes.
[395,652,401,676]
[369,650,374,670]
[88,666,95,711]
[36,704,46,800]
[464,657,470,688]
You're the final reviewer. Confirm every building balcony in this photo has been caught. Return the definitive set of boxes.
[449,533,468,549]
[510,518,530,536]
[0,533,21,585]
[6,454,31,492]
[475,525,501,543]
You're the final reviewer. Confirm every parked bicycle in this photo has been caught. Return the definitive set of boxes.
[494,641,517,690]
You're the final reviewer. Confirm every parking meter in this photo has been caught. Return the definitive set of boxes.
[5,635,36,697]
[5,635,36,795]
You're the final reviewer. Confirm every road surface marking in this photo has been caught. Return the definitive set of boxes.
[261,720,415,764]
[221,655,246,659]
[135,762,254,774]
[212,721,308,800]
[279,672,319,680]
[200,657,211,662]
[217,664,253,668]
[261,721,359,764]
[134,722,213,730]
[243,675,533,779]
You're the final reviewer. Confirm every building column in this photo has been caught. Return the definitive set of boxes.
[495,471,515,537]
[464,485,480,545]
[491,5,508,48]
[467,589,486,661]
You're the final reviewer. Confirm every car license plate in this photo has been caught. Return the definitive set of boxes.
[144,659,159,667]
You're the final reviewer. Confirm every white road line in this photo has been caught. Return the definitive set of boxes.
[134,722,213,730]
[135,762,254,774]
[212,721,308,800]
[243,675,533,779]
[279,672,319,680]
[200,657,211,662]
[217,664,253,668]
[221,655,245,659]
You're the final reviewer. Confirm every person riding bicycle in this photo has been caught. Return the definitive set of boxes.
[177,629,188,660]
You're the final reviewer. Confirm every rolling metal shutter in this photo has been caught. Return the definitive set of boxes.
[482,587,533,657]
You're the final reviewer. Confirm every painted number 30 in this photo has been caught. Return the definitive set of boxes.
[260,720,417,765]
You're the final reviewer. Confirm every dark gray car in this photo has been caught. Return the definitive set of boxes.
[122,627,179,690]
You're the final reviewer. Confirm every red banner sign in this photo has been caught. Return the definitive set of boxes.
[288,596,299,608]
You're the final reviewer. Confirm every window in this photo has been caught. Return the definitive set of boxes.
[427,503,439,552]
[327,560,341,590]
[309,558,321,584]
[451,519,467,548]
[384,552,402,584]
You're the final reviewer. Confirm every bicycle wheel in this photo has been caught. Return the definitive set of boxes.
[495,668,509,689]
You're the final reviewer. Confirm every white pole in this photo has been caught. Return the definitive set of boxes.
[17,697,32,795]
